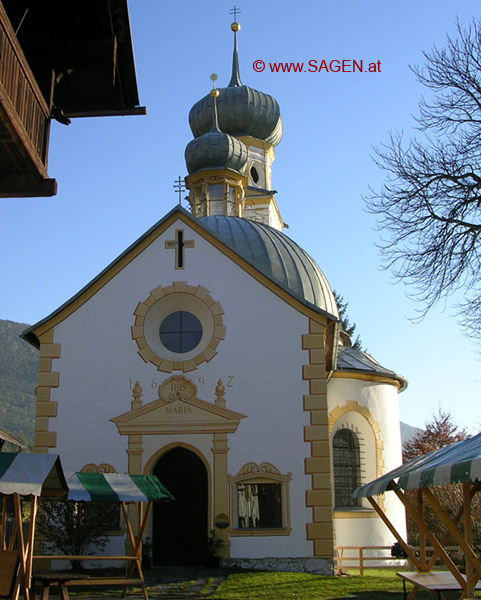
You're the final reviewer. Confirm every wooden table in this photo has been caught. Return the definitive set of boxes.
[397,571,481,599]
[31,573,87,600]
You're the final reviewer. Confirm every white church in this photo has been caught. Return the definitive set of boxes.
[23,20,407,572]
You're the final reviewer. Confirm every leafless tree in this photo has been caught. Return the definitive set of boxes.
[365,18,481,339]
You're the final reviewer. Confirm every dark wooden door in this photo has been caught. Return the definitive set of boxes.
[152,447,208,564]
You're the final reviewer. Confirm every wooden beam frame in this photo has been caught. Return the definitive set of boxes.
[366,481,481,599]
[0,176,57,198]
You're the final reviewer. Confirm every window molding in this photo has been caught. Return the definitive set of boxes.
[132,282,226,373]
[228,462,292,537]
[329,402,385,512]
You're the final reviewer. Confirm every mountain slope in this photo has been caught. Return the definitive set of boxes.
[0,319,38,448]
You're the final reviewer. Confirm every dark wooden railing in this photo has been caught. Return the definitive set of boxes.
[0,2,50,171]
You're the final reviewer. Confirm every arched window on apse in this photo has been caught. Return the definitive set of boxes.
[332,428,361,508]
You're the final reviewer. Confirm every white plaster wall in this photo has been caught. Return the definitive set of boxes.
[49,216,314,558]
[328,377,407,547]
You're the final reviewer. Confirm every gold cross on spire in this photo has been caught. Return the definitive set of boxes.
[229,5,241,21]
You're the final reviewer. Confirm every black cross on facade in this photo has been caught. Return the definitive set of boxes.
[173,176,186,205]
[165,229,195,269]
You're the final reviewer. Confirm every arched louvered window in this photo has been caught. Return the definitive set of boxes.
[333,428,361,507]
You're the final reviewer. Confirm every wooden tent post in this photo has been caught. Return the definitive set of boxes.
[425,482,481,572]
[422,488,481,579]
[463,482,475,598]
[367,496,423,571]
[120,501,148,600]
[417,490,426,570]
[24,496,38,599]
[391,485,467,591]
[13,493,29,600]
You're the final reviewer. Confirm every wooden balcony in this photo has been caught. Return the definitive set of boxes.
[0,2,56,197]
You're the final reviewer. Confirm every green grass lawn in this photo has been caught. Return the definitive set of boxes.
[209,569,480,599]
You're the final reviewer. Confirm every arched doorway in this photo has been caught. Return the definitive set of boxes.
[152,446,208,564]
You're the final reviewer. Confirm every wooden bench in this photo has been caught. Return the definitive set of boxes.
[397,570,481,599]
[31,574,86,600]
[33,555,146,599]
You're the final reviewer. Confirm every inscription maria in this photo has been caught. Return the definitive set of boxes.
[164,404,193,415]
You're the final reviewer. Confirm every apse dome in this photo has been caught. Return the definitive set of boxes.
[197,215,339,319]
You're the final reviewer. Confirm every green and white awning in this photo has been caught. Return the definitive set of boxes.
[67,472,174,503]
[354,430,481,499]
[0,452,67,497]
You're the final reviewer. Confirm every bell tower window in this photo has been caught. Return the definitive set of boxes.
[208,184,223,215]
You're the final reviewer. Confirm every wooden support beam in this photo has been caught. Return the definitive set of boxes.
[423,487,481,578]
[417,489,426,570]
[0,176,57,198]
[367,496,424,571]
[390,484,467,591]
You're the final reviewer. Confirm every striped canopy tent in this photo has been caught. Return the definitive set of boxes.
[33,472,174,600]
[354,432,481,599]
[67,472,173,503]
[0,452,66,497]
[0,453,67,600]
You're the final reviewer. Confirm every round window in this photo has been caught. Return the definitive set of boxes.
[249,160,265,187]
[159,311,203,353]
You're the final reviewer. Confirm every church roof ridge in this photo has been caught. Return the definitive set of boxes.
[21,207,338,349]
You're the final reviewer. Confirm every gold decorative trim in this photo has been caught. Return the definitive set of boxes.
[228,462,292,537]
[80,463,117,473]
[132,282,225,373]
[111,375,246,436]
[331,371,402,390]
[301,318,334,559]
[229,462,292,484]
[34,329,60,453]
[333,510,377,519]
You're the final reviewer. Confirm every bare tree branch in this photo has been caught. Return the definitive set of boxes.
[365,18,481,339]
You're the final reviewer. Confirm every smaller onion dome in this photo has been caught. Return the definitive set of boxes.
[185,129,248,175]
[185,85,248,176]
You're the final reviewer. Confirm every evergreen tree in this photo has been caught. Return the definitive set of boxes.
[333,291,364,351]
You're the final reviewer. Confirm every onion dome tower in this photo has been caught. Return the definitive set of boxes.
[185,75,248,218]
[185,20,285,230]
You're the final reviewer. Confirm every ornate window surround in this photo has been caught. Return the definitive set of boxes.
[131,282,226,373]
[329,401,384,517]
[228,462,292,537]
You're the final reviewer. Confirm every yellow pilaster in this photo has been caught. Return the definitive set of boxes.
[211,381,230,558]
[302,318,334,559]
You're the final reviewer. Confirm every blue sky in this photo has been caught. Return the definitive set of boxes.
[2,1,480,431]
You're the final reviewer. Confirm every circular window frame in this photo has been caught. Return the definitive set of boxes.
[249,160,265,188]
[132,282,226,373]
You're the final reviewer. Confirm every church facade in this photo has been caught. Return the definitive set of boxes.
[23,21,407,571]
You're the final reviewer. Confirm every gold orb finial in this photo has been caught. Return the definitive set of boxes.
[231,21,240,32]
[210,73,220,97]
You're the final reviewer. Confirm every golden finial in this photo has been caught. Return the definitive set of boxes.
[230,5,241,30]
[210,73,220,98]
